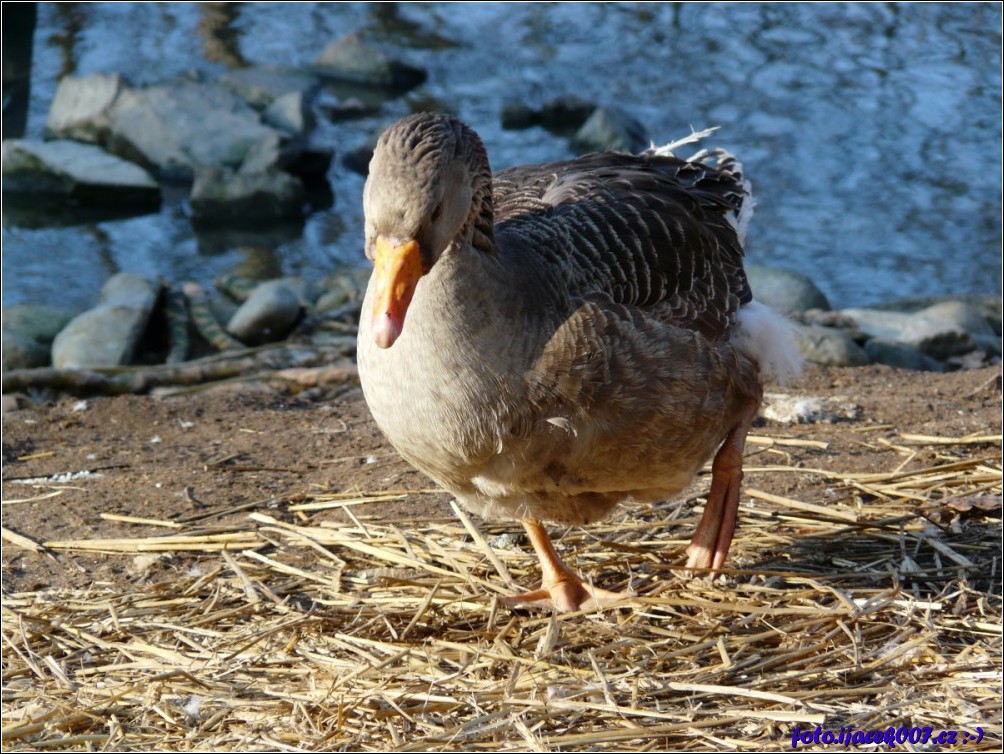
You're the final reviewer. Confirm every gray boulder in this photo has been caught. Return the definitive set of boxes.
[190,167,306,224]
[1,139,160,207]
[572,106,649,153]
[218,67,320,110]
[106,82,276,180]
[315,268,372,313]
[871,295,1001,328]
[228,123,332,184]
[46,74,281,181]
[44,72,126,142]
[841,305,989,360]
[747,264,831,314]
[3,337,50,372]
[863,339,946,372]
[793,323,871,367]
[226,279,304,344]
[502,96,596,133]
[189,127,314,223]
[316,92,382,123]
[51,272,161,369]
[46,73,333,187]
[263,91,315,137]
[2,305,77,371]
[313,34,427,90]
[237,131,290,175]
[921,301,1000,354]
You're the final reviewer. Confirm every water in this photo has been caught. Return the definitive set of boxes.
[3,2,1001,312]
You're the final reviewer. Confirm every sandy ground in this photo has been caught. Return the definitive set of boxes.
[3,364,1000,594]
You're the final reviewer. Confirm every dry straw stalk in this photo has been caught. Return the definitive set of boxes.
[3,432,1000,750]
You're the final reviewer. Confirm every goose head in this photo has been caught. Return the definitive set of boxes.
[363,112,493,348]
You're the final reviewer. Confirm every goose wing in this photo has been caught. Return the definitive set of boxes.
[493,151,753,341]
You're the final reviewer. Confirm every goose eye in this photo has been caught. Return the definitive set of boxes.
[431,202,444,223]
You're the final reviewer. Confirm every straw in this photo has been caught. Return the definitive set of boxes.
[2,431,999,751]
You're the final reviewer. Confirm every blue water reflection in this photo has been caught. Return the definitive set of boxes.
[3,2,1000,311]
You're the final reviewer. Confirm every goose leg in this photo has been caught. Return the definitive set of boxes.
[499,519,627,612]
[685,398,760,573]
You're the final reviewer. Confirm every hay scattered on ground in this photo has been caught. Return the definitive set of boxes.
[3,432,1001,751]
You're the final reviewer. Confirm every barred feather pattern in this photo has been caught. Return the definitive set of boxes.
[492,149,752,341]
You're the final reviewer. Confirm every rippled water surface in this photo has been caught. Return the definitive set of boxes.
[4,2,1001,311]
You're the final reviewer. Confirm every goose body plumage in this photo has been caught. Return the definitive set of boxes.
[357,112,800,611]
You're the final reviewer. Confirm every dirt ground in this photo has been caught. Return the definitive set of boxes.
[3,363,1001,594]
[2,363,1002,751]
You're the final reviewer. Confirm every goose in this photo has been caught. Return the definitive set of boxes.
[356,112,800,612]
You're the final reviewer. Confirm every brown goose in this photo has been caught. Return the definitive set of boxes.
[357,112,800,612]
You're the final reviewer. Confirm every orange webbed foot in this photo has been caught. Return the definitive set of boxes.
[503,519,633,612]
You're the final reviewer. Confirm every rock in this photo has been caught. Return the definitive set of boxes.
[801,308,857,329]
[841,306,987,360]
[44,72,126,142]
[315,268,372,313]
[500,103,539,131]
[793,324,871,367]
[917,330,978,361]
[232,128,332,184]
[341,134,379,176]
[947,350,997,370]
[218,274,320,307]
[540,96,597,132]
[237,131,288,175]
[2,394,30,413]
[209,295,240,331]
[502,96,597,133]
[263,91,315,136]
[190,167,306,224]
[51,272,161,369]
[871,295,1002,336]
[747,265,831,314]
[487,532,523,550]
[919,301,999,353]
[863,339,946,372]
[921,300,996,338]
[572,106,649,153]
[3,305,78,344]
[279,277,325,307]
[981,305,1000,337]
[46,75,282,181]
[3,336,51,371]
[1,139,160,207]
[107,82,277,180]
[218,67,320,110]
[316,92,382,123]
[2,305,77,370]
[46,73,331,187]
[762,393,861,424]
[226,280,304,344]
[283,141,335,183]
[839,308,927,341]
[313,34,427,90]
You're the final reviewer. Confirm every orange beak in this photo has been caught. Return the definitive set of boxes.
[370,236,425,349]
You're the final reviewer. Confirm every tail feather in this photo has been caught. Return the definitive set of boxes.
[647,126,754,244]
[732,301,803,386]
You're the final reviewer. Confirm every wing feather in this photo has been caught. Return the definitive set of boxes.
[493,150,752,341]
